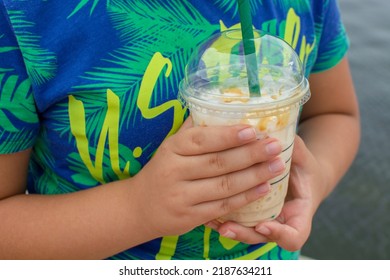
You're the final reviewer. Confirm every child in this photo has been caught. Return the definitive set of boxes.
[0,0,359,259]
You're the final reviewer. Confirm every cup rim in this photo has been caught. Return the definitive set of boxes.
[178,76,311,112]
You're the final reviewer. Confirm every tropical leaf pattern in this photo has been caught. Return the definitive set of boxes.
[0,72,38,152]
[68,0,111,18]
[7,10,57,86]
[0,0,349,259]
[215,0,262,16]
[0,74,35,130]
[66,0,218,139]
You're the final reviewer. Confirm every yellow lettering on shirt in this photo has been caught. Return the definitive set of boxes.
[137,52,186,138]
[284,8,315,66]
[68,89,130,184]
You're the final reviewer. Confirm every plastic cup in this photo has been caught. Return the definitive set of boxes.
[178,29,311,227]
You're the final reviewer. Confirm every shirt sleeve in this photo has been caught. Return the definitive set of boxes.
[0,3,39,154]
[311,0,350,73]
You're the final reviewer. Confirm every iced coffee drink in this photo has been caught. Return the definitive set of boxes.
[179,29,310,227]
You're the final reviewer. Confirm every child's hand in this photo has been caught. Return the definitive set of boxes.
[130,117,286,239]
[207,136,324,252]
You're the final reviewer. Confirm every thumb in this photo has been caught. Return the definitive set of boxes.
[255,221,303,252]
[291,135,309,166]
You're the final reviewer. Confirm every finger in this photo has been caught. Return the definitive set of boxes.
[204,220,222,231]
[189,157,285,202]
[217,221,269,244]
[194,182,271,222]
[172,124,258,156]
[255,220,305,252]
[291,135,309,165]
[183,138,283,179]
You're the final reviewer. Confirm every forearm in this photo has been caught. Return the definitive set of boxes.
[0,179,154,259]
[298,112,360,209]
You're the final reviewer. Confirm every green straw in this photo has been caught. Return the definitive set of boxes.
[237,0,261,96]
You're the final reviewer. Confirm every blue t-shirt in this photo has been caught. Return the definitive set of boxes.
[0,0,348,259]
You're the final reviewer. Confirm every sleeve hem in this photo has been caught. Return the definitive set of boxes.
[311,43,349,74]
[0,133,37,154]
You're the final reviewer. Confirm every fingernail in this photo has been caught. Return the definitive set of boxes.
[265,141,282,155]
[205,222,218,231]
[256,183,270,194]
[276,215,286,224]
[256,226,271,236]
[268,158,285,173]
[238,127,256,141]
[220,230,237,239]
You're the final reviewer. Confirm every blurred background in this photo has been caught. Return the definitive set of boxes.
[302,0,390,259]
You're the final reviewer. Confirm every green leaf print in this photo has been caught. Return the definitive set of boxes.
[213,0,262,17]
[30,128,81,194]
[214,0,309,17]
[272,0,310,14]
[0,74,36,131]
[8,10,57,86]
[0,46,19,53]
[68,143,142,186]
[68,0,110,18]
[65,0,218,139]
[109,0,213,44]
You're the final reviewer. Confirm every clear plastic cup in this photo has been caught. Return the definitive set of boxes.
[179,29,311,227]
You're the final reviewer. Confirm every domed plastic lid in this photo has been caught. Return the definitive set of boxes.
[179,29,310,109]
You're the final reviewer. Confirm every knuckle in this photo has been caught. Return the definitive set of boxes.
[243,190,255,204]
[228,128,241,143]
[219,198,233,214]
[190,132,206,149]
[164,162,185,179]
[254,163,271,182]
[248,144,264,162]
[155,146,183,179]
[249,152,260,165]
[209,152,226,170]
[217,174,234,194]
[157,137,175,157]
[219,175,231,193]
[158,139,172,155]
